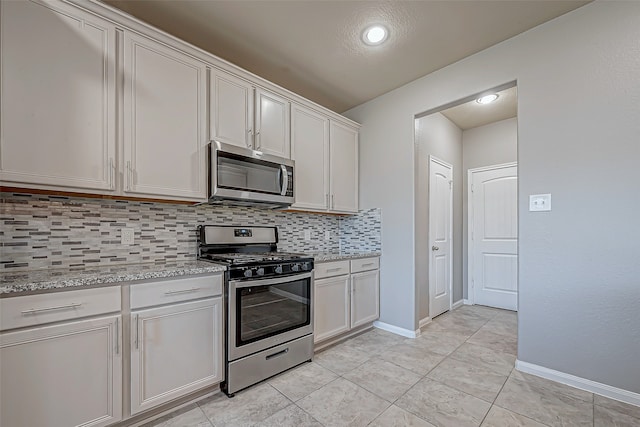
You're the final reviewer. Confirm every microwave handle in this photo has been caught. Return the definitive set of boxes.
[280,165,289,196]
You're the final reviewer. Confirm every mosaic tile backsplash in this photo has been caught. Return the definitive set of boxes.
[0,193,381,271]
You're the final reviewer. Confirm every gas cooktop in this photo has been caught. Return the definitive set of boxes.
[200,251,308,265]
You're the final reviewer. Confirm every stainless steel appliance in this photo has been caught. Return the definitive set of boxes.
[208,140,294,208]
[198,225,313,396]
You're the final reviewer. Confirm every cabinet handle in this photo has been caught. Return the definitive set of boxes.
[115,317,119,355]
[164,287,201,295]
[326,267,342,272]
[361,263,375,267]
[21,302,83,315]
[247,128,253,148]
[126,161,132,191]
[331,194,335,209]
[135,314,139,349]
[109,158,114,189]
[326,193,329,208]
[255,130,261,149]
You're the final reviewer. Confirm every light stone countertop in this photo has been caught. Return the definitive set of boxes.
[0,260,226,297]
[309,251,381,263]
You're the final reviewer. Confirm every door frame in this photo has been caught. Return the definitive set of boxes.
[467,162,518,306]
[428,155,453,317]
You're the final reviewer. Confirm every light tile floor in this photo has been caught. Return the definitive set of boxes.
[144,305,640,427]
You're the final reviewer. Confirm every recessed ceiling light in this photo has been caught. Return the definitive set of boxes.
[476,94,499,104]
[363,25,388,46]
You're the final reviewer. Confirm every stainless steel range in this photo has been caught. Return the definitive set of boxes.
[198,225,314,396]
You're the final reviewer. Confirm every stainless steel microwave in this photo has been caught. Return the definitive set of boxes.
[208,140,294,208]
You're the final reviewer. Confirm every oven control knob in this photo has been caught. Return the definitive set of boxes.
[243,269,253,278]
[291,264,300,272]
[275,265,283,274]
[256,267,265,276]
[302,262,311,271]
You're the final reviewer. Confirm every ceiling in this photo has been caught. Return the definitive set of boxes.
[441,86,517,131]
[103,0,589,113]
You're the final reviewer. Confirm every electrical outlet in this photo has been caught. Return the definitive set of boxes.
[325,231,331,241]
[529,194,551,212]
[121,227,135,245]
[304,230,311,241]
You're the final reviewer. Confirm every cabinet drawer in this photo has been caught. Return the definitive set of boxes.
[130,274,223,309]
[351,257,380,273]
[0,286,121,331]
[314,260,350,279]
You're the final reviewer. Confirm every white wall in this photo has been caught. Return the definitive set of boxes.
[462,117,518,298]
[415,113,463,322]
[346,1,640,394]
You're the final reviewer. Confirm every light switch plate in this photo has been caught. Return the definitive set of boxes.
[121,227,135,245]
[529,194,551,212]
[324,231,331,241]
[304,230,311,241]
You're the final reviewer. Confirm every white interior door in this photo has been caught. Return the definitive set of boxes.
[429,157,453,318]
[470,163,518,311]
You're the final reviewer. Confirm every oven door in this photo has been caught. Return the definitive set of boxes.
[228,272,313,361]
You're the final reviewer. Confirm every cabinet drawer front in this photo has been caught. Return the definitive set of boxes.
[350,257,380,273]
[130,274,223,309]
[314,260,350,279]
[0,286,121,332]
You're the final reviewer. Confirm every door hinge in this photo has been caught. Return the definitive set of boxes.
[471,184,474,192]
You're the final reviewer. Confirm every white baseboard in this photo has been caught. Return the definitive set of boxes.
[463,299,472,305]
[452,300,464,309]
[516,360,640,408]
[419,317,432,329]
[374,321,420,338]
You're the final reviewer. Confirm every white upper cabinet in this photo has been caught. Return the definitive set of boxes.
[291,114,359,214]
[291,104,330,211]
[0,0,117,192]
[123,31,207,201]
[330,121,359,213]
[255,88,290,158]
[210,70,290,158]
[210,69,254,149]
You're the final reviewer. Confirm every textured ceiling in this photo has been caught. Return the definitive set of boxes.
[104,0,589,113]
[442,86,517,131]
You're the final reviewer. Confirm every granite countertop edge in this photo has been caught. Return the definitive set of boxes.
[0,262,227,296]
[310,252,381,262]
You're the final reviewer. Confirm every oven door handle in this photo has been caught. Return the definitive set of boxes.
[230,272,313,288]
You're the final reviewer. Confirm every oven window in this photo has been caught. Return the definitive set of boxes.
[236,277,310,346]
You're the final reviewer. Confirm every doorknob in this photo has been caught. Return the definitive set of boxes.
[432,246,440,251]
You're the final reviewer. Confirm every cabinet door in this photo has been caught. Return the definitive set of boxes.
[210,69,254,149]
[329,121,359,213]
[0,0,116,192]
[350,270,380,329]
[291,104,329,211]
[314,276,350,343]
[131,298,223,414]
[0,315,122,427]
[123,32,207,201]
[255,88,290,158]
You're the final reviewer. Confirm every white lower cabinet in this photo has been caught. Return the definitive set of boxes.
[130,297,223,415]
[314,257,380,344]
[0,315,123,427]
[314,276,350,342]
[350,270,380,329]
